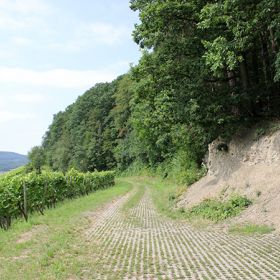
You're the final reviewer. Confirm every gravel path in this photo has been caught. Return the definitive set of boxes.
[84,186,280,279]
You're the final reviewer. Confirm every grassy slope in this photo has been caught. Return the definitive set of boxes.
[0,179,132,280]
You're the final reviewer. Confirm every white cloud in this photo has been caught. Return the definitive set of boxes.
[0,48,14,59]
[80,22,131,45]
[0,111,35,123]
[0,0,50,14]
[0,13,33,30]
[11,36,32,46]
[48,22,131,53]
[13,93,46,104]
[0,0,50,31]
[0,67,118,89]
[48,41,83,53]
[0,93,46,108]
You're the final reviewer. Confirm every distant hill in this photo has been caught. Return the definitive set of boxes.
[0,152,28,173]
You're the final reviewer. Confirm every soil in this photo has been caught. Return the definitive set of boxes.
[178,128,280,232]
[16,225,47,244]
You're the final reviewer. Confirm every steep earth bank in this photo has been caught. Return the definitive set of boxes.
[179,125,280,231]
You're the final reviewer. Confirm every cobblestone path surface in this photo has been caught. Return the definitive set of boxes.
[84,186,280,280]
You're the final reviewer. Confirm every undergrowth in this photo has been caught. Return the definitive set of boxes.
[121,151,206,186]
[185,195,252,222]
[144,177,252,224]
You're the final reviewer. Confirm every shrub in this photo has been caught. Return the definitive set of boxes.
[156,149,206,185]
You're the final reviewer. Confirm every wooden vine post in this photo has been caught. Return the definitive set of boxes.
[23,183,28,221]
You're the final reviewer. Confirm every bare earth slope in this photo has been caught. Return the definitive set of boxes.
[82,184,280,279]
[179,128,280,232]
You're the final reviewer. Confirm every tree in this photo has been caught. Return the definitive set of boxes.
[28,146,45,174]
[199,0,280,115]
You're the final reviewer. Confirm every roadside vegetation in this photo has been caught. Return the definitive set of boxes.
[229,223,275,236]
[137,177,261,229]
[120,177,274,236]
[186,195,252,222]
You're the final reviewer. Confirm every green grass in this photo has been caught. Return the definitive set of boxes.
[186,195,252,222]
[122,179,145,211]
[0,179,132,280]
[139,176,187,220]
[139,177,252,225]
[229,223,274,235]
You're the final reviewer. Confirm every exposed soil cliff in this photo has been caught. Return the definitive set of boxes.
[179,126,280,232]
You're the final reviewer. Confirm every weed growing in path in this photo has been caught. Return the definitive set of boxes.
[229,223,274,235]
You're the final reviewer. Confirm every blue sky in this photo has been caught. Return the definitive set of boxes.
[0,0,140,154]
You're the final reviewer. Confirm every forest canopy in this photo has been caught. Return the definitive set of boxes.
[31,0,280,184]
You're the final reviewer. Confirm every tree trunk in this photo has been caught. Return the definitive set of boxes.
[269,28,277,55]
[251,49,260,85]
[240,58,249,91]
[227,70,236,88]
[261,35,273,113]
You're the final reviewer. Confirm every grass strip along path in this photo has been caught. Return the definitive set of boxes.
[1,177,280,279]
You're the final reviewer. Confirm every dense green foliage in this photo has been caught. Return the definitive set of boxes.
[31,1,280,182]
[28,146,45,174]
[42,81,119,172]
[0,170,115,229]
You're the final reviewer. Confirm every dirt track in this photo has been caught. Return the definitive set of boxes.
[83,186,280,279]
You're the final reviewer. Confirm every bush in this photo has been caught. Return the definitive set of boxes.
[0,169,115,230]
[156,149,206,185]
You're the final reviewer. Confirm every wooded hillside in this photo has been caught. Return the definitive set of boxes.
[31,0,280,183]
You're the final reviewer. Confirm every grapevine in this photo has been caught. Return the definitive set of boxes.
[0,169,115,230]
